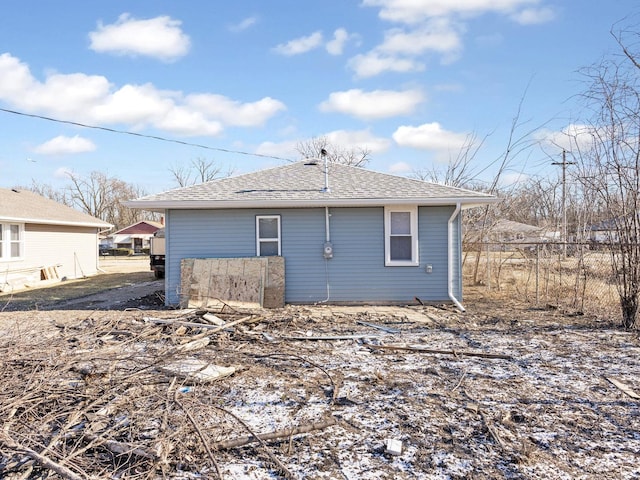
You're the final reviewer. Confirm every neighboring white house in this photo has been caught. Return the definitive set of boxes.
[0,188,112,291]
[481,219,559,243]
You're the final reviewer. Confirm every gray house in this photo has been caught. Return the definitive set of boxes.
[126,161,495,308]
[0,188,112,291]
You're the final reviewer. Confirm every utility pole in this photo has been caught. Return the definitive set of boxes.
[552,150,576,256]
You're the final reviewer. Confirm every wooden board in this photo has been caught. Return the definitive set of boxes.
[180,257,285,309]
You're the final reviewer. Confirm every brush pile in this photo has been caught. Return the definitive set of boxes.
[1,300,639,479]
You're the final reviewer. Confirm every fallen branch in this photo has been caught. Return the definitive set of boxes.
[367,344,512,360]
[0,433,86,480]
[144,315,260,334]
[255,353,339,403]
[174,385,222,480]
[212,417,338,450]
[282,334,382,341]
[82,433,157,459]
[478,410,507,450]
[356,321,400,334]
[604,376,640,399]
[211,404,297,480]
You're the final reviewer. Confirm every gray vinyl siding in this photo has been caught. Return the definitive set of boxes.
[165,205,460,305]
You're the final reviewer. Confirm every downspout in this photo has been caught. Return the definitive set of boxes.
[448,203,465,312]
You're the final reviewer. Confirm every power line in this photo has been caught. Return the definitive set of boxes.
[0,107,296,163]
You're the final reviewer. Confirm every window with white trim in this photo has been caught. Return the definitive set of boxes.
[256,215,281,256]
[0,223,24,260]
[384,206,419,266]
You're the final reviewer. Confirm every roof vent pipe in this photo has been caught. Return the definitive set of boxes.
[303,149,331,193]
[320,149,330,193]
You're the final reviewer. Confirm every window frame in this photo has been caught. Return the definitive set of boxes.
[256,215,281,257]
[0,223,25,260]
[384,206,419,266]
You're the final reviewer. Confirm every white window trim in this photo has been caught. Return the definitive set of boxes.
[384,206,419,266]
[0,223,25,261]
[256,215,281,256]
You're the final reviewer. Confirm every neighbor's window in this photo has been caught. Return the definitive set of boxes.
[256,215,281,256]
[0,223,24,259]
[385,206,418,266]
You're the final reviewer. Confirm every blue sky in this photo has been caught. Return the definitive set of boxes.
[0,1,637,194]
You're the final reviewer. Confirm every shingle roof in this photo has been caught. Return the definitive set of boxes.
[112,220,164,235]
[126,161,496,210]
[0,188,112,228]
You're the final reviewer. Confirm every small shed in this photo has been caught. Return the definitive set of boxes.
[0,188,112,291]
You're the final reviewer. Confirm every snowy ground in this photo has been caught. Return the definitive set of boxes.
[1,291,639,479]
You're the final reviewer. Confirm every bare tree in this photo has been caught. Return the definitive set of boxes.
[169,158,232,187]
[573,25,640,329]
[65,171,152,230]
[412,132,487,188]
[296,136,371,167]
[18,180,72,206]
[463,89,544,283]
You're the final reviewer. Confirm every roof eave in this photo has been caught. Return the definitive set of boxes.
[124,196,498,211]
[0,215,113,229]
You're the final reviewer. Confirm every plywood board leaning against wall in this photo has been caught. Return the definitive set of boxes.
[180,257,285,309]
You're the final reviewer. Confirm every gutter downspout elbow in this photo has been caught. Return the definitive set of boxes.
[448,203,465,312]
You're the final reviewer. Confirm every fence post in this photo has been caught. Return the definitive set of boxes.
[486,242,491,290]
[536,243,540,306]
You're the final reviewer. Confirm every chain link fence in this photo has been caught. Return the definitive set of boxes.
[463,242,621,320]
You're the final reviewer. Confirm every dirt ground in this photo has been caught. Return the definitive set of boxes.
[1,260,639,479]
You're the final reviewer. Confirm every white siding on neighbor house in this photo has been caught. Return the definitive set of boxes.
[164,205,462,305]
[22,224,100,280]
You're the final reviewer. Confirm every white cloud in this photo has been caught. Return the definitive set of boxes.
[326,28,355,55]
[273,31,324,56]
[0,53,285,137]
[274,28,356,57]
[54,167,73,179]
[229,16,258,32]
[510,7,556,25]
[154,108,223,137]
[324,129,391,154]
[319,88,424,120]
[393,122,468,158]
[348,51,424,78]
[34,135,96,155]
[378,20,463,57]
[388,161,412,174]
[256,130,391,160]
[355,0,554,77]
[89,14,190,62]
[361,0,541,24]
[255,140,300,159]
[534,124,595,152]
[186,94,286,127]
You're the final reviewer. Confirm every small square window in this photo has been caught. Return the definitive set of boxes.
[256,216,281,256]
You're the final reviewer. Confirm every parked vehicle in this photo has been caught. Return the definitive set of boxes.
[150,228,165,279]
